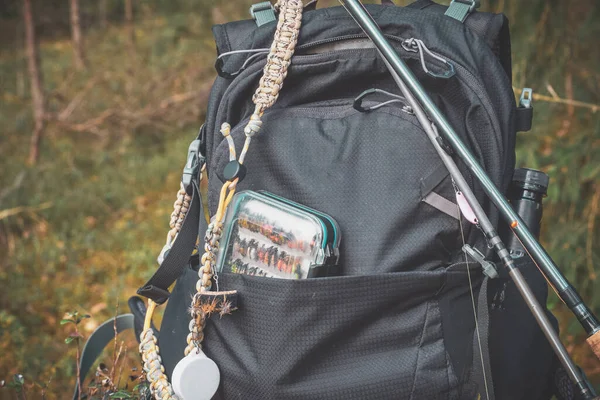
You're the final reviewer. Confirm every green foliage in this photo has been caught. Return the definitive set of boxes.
[62,311,89,346]
[0,0,599,396]
[61,312,91,326]
[109,390,138,399]
[5,374,25,392]
[0,8,213,398]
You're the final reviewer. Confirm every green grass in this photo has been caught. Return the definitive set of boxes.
[0,10,216,397]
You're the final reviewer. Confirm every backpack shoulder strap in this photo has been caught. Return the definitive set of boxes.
[72,314,136,400]
[72,297,161,400]
[137,138,205,305]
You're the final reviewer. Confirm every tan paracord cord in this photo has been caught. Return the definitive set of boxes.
[139,1,304,399]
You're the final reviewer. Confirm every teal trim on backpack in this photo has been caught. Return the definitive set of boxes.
[250,2,277,27]
[445,0,480,23]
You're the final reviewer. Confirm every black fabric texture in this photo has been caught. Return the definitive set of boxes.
[439,263,481,394]
[420,163,450,199]
[383,0,513,80]
[472,276,495,400]
[160,262,198,380]
[208,4,517,154]
[488,256,558,400]
[515,106,534,132]
[207,45,498,262]
[210,94,469,274]
[160,210,208,378]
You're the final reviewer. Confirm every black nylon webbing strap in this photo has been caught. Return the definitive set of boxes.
[137,180,202,304]
[472,276,496,400]
[72,299,163,400]
[515,106,533,132]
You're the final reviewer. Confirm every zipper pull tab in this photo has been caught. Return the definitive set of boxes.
[353,88,413,114]
[463,244,499,279]
[401,38,455,79]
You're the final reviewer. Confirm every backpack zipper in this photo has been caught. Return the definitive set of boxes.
[303,35,502,152]
[399,37,455,79]
[297,35,455,79]
[384,34,504,162]
[216,34,502,168]
[296,33,367,50]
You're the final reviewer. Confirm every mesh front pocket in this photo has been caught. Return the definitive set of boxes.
[198,266,480,400]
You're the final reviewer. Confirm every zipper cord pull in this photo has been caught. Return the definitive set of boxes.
[353,88,414,114]
[215,48,270,79]
[401,38,455,79]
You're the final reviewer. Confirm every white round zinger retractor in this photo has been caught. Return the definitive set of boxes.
[172,350,220,400]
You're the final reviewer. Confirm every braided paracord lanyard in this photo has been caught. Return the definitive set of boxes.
[139,1,304,399]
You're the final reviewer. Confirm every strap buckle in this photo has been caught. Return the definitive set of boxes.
[463,244,499,279]
[250,1,275,18]
[250,2,277,26]
[519,88,533,109]
[445,0,480,22]
[182,139,205,196]
[451,0,480,13]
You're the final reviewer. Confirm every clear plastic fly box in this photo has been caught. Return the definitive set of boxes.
[215,191,340,279]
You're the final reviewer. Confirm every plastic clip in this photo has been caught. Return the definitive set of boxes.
[182,139,205,196]
[519,88,533,109]
[463,244,498,279]
[250,1,276,27]
[457,0,480,12]
[445,0,480,22]
[448,0,480,13]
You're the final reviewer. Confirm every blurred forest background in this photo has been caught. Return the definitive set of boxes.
[0,0,598,398]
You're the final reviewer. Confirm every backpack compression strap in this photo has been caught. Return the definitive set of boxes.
[72,314,136,400]
[136,168,203,305]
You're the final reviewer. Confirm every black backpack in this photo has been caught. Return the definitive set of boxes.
[76,2,561,399]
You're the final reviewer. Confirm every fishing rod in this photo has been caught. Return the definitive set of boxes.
[338,0,600,397]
